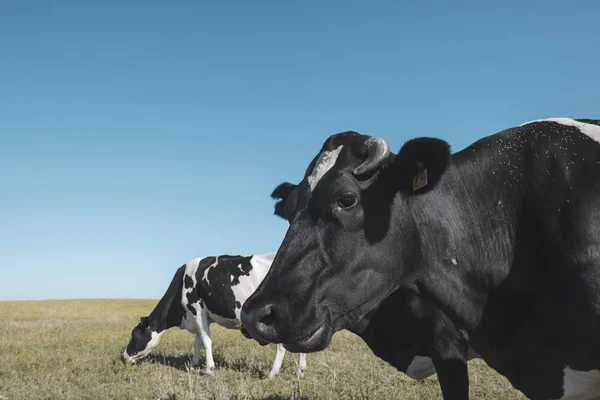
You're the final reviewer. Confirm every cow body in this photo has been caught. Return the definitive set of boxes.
[242,118,600,399]
[123,253,307,379]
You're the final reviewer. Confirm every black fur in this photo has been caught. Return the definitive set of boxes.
[271,182,297,220]
[243,119,600,400]
[125,265,186,357]
[391,137,452,193]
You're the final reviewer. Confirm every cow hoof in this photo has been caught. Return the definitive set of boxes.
[204,367,215,376]
[296,370,305,378]
[266,373,277,380]
[190,360,200,368]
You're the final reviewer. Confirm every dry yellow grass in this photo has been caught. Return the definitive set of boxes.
[0,299,525,399]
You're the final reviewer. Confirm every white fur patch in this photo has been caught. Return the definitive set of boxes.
[180,313,198,333]
[267,343,287,379]
[229,252,276,321]
[123,330,164,363]
[201,257,219,285]
[181,258,204,323]
[561,367,600,400]
[307,145,344,191]
[205,311,239,329]
[520,118,600,144]
[405,355,436,380]
[183,257,202,294]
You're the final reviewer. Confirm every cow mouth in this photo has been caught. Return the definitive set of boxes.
[121,346,149,364]
[282,325,329,353]
[121,350,137,364]
[240,327,269,345]
[240,328,252,340]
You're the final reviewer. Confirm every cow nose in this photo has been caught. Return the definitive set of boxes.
[242,304,279,344]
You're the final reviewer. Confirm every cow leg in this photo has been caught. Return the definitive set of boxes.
[431,355,469,400]
[193,308,215,375]
[199,316,215,375]
[428,312,470,400]
[191,334,202,367]
[267,343,287,379]
[296,352,307,378]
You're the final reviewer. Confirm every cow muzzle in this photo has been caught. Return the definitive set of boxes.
[240,305,280,345]
[121,350,132,364]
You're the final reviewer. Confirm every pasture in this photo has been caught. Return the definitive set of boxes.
[0,299,524,400]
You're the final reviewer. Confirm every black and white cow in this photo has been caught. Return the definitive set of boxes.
[242,118,600,399]
[122,253,307,379]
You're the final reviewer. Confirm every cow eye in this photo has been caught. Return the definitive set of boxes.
[337,193,357,209]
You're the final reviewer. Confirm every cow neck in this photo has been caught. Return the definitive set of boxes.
[148,266,187,332]
[405,156,518,330]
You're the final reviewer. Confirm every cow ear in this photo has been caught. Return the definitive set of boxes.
[390,137,451,194]
[271,182,297,220]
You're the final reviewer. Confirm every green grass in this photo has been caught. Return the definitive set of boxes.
[0,299,525,399]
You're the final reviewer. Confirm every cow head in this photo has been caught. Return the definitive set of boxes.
[121,316,164,363]
[241,131,451,352]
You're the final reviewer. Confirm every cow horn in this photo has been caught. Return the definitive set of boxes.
[353,136,390,176]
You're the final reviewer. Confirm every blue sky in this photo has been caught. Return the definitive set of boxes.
[1,1,599,300]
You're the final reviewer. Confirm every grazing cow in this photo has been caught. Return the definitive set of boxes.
[122,253,307,379]
[242,118,600,399]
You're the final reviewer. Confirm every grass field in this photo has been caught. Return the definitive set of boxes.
[0,299,525,400]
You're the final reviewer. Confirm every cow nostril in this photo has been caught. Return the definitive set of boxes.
[252,305,280,343]
[259,307,275,327]
[242,304,280,344]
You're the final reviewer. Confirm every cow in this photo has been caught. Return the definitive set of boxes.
[121,252,307,379]
[240,182,482,387]
[241,118,600,400]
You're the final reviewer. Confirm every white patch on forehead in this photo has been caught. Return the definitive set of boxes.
[561,367,600,399]
[307,145,344,191]
[405,355,436,380]
[520,118,600,144]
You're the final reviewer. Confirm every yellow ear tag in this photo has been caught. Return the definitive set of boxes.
[412,161,428,191]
